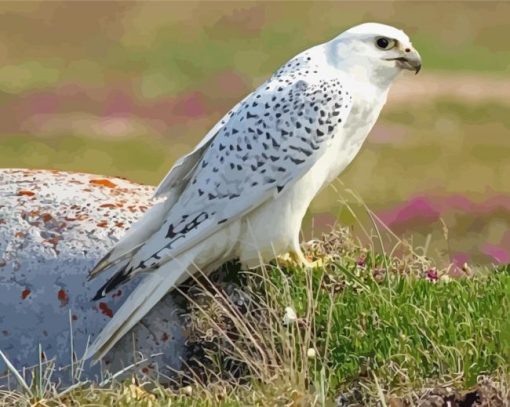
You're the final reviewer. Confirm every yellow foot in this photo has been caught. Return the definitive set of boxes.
[305,258,325,268]
[277,251,325,269]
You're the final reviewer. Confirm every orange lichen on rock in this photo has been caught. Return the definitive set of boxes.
[97,221,108,228]
[44,236,60,250]
[99,203,117,209]
[21,289,31,300]
[99,302,113,318]
[89,179,117,188]
[17,190,35,196]
[65,214,88,221]
[57,289,69,306]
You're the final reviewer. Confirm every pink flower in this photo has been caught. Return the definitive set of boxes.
[426,269,438,282]
[356,255,366,267]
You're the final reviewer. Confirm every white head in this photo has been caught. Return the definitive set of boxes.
[327,23,421,88]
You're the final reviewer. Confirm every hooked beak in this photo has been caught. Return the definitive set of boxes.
[386,50,422,74]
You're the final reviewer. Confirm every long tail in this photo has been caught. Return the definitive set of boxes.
[84,255,194,362]
[88,198,175,281]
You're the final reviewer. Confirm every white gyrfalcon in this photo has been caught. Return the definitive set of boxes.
[85,22,421,361]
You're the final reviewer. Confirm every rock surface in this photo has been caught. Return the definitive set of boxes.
[0,169,186,388]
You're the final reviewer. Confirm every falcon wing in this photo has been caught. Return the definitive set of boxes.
[88,96,254,280]
[153,93,255,199]
[94,74,353,297]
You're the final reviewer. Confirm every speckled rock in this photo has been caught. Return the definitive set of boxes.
[0,169,186,388]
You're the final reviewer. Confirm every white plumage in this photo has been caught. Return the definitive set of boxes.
[85,22,421,361]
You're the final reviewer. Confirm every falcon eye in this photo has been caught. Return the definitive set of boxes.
[375,37,395,50]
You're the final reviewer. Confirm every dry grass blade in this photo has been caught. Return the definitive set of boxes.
[0,350,33,397]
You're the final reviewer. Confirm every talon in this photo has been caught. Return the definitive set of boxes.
[277,251,325,269]
[305,258,324,268]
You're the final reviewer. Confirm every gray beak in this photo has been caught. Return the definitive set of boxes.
[386,50,422,74]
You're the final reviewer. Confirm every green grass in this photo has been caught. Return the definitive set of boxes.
[2,230,508,405]
[277,258,508,389]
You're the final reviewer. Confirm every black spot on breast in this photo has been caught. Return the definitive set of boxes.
[290,157,305,165]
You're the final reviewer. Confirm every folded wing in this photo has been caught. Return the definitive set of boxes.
[94,74,353,299]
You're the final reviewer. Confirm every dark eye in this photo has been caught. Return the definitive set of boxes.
[376,37,396,50]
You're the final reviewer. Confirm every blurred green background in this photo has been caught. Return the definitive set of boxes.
[0,1,509,267]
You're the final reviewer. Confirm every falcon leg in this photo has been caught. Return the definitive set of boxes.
[277,249,324,269]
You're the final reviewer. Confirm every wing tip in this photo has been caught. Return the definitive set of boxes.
[88,251,113,281]
[91,264,132,302]
[92,289,106,301]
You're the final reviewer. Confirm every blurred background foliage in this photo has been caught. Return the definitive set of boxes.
[0,1,509,267]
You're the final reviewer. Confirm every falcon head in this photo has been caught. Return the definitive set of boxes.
[330,22,421,86]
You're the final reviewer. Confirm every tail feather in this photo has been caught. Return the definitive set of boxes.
[88,198,173,281]
[92,262,132,300]
[88,246,141,281]
[84,256,194,362]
